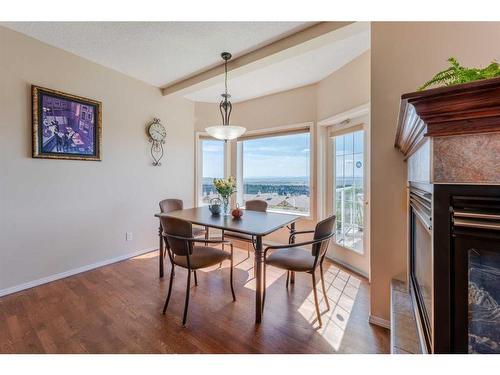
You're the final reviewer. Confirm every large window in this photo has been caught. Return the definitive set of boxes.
[200,139,225,205]
[238,131,310,215]
[333,130,364,253]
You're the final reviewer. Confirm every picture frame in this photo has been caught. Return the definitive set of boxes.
[32,85,102,161]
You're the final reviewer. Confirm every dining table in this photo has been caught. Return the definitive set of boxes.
[155,207,300,323]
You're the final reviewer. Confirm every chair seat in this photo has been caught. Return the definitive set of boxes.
[174,246,230,269]
[192,226,206,237]
[266,247,315,272]
[224,230,254,242]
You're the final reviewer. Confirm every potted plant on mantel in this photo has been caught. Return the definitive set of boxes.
[418,57,500,90]
[213,176,237,216]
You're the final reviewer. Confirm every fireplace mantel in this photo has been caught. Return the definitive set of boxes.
[395,77,500,158]
[394,78,500,185]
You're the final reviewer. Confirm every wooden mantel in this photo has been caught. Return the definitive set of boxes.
[395,77,500,157]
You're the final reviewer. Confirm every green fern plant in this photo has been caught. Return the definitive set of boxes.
[418,57,500,91]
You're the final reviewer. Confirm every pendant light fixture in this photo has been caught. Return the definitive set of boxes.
[205,52,246,140]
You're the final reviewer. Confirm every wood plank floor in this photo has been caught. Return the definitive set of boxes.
[0,247,389,353]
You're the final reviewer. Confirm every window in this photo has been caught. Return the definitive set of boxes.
[333,130,364,253]
[237,131,310,215]
[199,139,225,206]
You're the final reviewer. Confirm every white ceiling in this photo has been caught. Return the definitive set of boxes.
[1,21,312,87]
[185,23,370,103]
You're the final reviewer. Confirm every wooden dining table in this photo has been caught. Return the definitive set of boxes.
[155,207,300,323]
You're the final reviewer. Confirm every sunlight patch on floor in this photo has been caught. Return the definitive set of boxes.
[297,265,361,351]
[132,251,160,260]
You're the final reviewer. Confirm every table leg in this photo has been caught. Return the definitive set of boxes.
[159,224,164,278]
[255,235,264,323]
[289,222,296,284]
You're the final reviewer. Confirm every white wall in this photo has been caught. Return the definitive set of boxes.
[0,27,195,293]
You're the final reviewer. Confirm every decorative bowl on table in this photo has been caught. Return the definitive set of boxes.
[208,197,222,215]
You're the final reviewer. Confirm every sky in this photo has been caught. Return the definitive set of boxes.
[202,133,310,179]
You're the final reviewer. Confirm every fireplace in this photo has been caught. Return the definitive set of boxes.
[427,185,500,353]
[395,77,500,354]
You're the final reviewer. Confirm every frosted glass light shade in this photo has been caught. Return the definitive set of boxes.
[205,125,246,140]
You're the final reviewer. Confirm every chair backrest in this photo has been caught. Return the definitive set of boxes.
[245,199,268,212]
[311,215,336,258]
[159,198,183,213]
[161,216,193,256]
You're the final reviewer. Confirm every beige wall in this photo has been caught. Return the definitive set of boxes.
[0,27,195,293]
[370,22,500,322]
[317,51,370,120]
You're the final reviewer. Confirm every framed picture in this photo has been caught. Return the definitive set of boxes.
[32,85,102,161]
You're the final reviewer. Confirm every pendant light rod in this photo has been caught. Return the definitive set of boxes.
[219,52,232,126]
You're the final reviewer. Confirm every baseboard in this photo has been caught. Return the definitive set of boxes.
[325,255,369,279]
[0,247,157,298]
[369,314,391,330]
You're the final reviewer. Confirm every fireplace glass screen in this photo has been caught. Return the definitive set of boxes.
[468,248,500,353]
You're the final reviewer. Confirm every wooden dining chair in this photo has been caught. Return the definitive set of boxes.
[161,216,236,327]
[263,215,336,328]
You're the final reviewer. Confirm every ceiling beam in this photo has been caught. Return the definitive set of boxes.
[161,21,354,97]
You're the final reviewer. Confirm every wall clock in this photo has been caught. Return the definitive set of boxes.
[147,118,166,166]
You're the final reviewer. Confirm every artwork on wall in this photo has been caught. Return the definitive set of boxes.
[32,85,102,161]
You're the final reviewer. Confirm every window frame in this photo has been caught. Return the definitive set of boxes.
[330,125,365,254]
[234,123,314,219]
[195,132,229,207]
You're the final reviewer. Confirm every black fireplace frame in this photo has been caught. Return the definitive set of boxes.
[432,184,500,353]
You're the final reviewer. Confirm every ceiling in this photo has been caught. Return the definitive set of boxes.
[2,21,370,103]
[1,21,312,87]
[185,23,370,103]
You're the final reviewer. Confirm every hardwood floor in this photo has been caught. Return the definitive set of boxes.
[0,246,389,353]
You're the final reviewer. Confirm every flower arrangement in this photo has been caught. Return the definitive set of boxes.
[213,176,237,215]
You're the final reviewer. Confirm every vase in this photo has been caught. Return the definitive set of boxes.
[222,196,230,216]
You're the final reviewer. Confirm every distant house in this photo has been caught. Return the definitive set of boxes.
[244,193,309,214]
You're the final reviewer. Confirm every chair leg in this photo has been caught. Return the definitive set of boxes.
[230,256,236,302]
[182,269,191,327]
[320,263,330,311]
[311,271,322,328]
[286,270,290,289]
[193,270,198,286]
[162,265,175,314]
[262,262,267,310]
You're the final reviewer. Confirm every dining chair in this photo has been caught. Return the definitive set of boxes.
[159,199,209,282]
[161,216,236,327]
[263,215,336,328]
[159,198,207,239]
